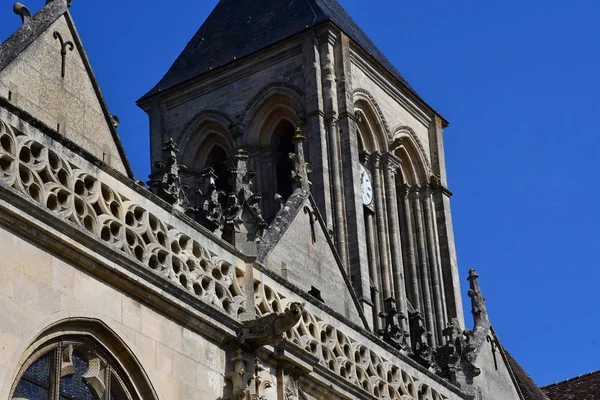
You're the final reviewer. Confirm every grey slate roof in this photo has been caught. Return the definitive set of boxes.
[140,0,415,101]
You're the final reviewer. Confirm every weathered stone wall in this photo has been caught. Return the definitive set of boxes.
[0,224,226,400]
[263,195,360,321]
[475,337,522,400]
[0,15,127,174]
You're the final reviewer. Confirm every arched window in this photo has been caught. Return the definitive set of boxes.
[274,121,295,200]
[205,145,233,193]
[11,336,139,400]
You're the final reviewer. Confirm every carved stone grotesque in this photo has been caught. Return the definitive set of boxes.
[238,302,304,348]
[148,138,195,213]
[409,311,440,373]
[13,3,32,24]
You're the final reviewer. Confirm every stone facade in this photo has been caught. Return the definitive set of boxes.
[0,0,545,399]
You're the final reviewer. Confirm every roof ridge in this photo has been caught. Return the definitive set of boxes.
[541,369,600,389]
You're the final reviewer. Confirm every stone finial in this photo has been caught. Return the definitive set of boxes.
[148,138,195,213]
[462,269,491,372]
[197,168,225,233]
[409,311,440,373]
[221,149,267,248]
[224,350,276,400]
[378,299,410,352]
[467,269,488,322]
[289,127,312,190]
[13,3,31,25]
[437,319,466,383]
[237,302,304,348]
[46,0,72,7]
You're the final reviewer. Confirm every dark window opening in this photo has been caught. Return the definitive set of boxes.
[274,121,295,199]
[8,91,13,101]
[205,146,232,194]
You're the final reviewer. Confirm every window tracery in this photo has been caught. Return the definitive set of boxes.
[11,337,138,400]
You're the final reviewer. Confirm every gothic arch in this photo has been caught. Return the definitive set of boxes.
[354,97,390,153]
[244,83,305,147]
[392,125,431,185]
[353,88,391,138]
[6,317,158,400]
[178,110,235,170]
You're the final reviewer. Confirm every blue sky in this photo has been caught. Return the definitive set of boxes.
[2,0,599,386]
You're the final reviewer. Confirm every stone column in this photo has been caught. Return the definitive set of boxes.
[364,208,381,331]
[398,184,421,312]
[422,184,446,343]
[383,153,408,331]
[428,115,465,328]
[371,153,393,301]
[302,34,332,228]
[319,29,349,269]
[411,187,436,347]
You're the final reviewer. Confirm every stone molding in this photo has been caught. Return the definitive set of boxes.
[353,88,391,138]
[392,125,432,174]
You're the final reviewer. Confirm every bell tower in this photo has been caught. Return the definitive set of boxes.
[137,0,464,344]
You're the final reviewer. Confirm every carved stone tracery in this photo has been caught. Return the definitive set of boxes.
[0,120,247,318]
[254,283,448,400]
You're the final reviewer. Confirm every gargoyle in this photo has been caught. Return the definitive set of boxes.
[238,303,304,348]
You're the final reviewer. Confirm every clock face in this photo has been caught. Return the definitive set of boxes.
[360,164,373,205]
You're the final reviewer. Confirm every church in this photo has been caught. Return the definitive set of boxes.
[0,0,558,399]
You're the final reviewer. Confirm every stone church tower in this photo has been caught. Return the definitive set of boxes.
[0,0,549,399]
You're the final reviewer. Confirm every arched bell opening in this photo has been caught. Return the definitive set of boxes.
[204,144,233,194]
[273,120,296,201]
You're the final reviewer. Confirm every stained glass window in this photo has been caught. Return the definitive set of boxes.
[11,338,138,400]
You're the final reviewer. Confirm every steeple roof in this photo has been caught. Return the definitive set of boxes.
[140,0,415,101]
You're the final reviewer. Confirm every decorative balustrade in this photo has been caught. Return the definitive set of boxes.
[255,281,449,400]
[0,119,247,318]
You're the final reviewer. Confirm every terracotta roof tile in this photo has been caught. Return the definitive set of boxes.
[542,370,600,400]
[502,347,549,400]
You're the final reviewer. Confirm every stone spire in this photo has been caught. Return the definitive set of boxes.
[462,269,491,374]
[196,168,225,233]
[437,269,491,387]
[221,149,267,253]
[289,127,312,191]
[148,138,195,213]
